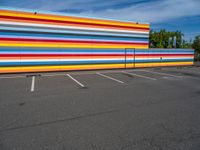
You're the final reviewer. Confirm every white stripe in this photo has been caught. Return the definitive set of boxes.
[0,57,194,62]
[66,74,85,88]
[0,35,148,43]
[134,57,193,60]
[31,76,35,92]
[96,72,124,83]
[145,57,193,60]
[0,21,149,34]
[0,26,149,38]
[140,70,182,78]
[122,71,156,80]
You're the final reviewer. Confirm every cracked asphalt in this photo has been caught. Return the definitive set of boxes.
[0,65,200,150]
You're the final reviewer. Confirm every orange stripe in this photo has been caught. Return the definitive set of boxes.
[1,41,148,47]
[0,18,149,32]
[0,10,149,28]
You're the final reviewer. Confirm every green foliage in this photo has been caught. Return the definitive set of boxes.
[149,29,186,48]
[182,40,192,49]
[192,35,200,54]
[149,29,200,57]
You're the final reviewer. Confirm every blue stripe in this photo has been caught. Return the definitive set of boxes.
[0,47,194,53]
[0,31,149,42]
[141,49,194,53]
[0,26,149,38]
[0,47,125,53]
[0,59,193,66]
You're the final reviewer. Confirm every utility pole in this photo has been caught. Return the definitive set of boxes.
[168,37,172,48]
[173,36,177,48]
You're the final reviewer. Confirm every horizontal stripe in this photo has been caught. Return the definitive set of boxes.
[0,62,193,73]
[0,16,149,32]
[0,18,148,33]
[0,64,126,73]
[0,57,193,61]
[134,62,193,68]
[0,57,194,61]
[0,43,148,49]
[0,51,193,55]
[0,10,149,28]
[1,41,148,46]
[0,50,194,56]
[0,26,149,38]
[0,47,193,52]
[0,37,148,45]
[0,54,194,57]
[0,32,148,42]
[0,59,193,66]
[0,21,149,35]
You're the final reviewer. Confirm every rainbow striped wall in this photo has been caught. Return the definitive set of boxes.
[0,8,194,73]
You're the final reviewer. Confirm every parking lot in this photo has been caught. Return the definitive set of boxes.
[0,65,200,150]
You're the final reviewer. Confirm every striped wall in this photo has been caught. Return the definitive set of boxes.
[0,9,194,73]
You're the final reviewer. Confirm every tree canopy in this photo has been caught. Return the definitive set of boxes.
[149,29,184,48]
[149,29,199,55]
[192,35,200,54]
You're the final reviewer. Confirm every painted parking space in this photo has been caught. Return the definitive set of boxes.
[0,66,199,96]
[96,72,124,84]
[122,71,157,80]
[150,67,200,79]
[139,69,183,78]
[66,74,86,88]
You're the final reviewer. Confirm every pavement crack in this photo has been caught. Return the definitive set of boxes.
[0,109,119,133]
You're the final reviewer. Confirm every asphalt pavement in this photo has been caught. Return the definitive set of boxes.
[0,66,200,150]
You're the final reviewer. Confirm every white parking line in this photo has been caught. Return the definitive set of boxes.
[31,76,35,92]
[140,70,182,78]
[66,74,85,88]
[96,72,124,84]
[122,71,157,81]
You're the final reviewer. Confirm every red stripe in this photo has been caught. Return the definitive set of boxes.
[0,15,149,31]
[0,37,148,45]
[0,54,128,57]
[0,54,193,57]
[137,54,193,57]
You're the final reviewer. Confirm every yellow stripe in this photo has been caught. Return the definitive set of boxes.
[124,62,193,68]
[0,43,148,49]
[0,62,193,73]
[0,64,125,73]
[0,10,149,28]
[134,62,193,68]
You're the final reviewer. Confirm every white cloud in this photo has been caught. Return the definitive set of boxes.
[79,0,200,23]
[1,0,137,12]
[1,0,200,23]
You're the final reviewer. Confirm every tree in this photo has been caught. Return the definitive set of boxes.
[149,29,184,48]
[192,35,200,54]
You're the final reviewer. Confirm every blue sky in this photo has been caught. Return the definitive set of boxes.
[1,0,200,41]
